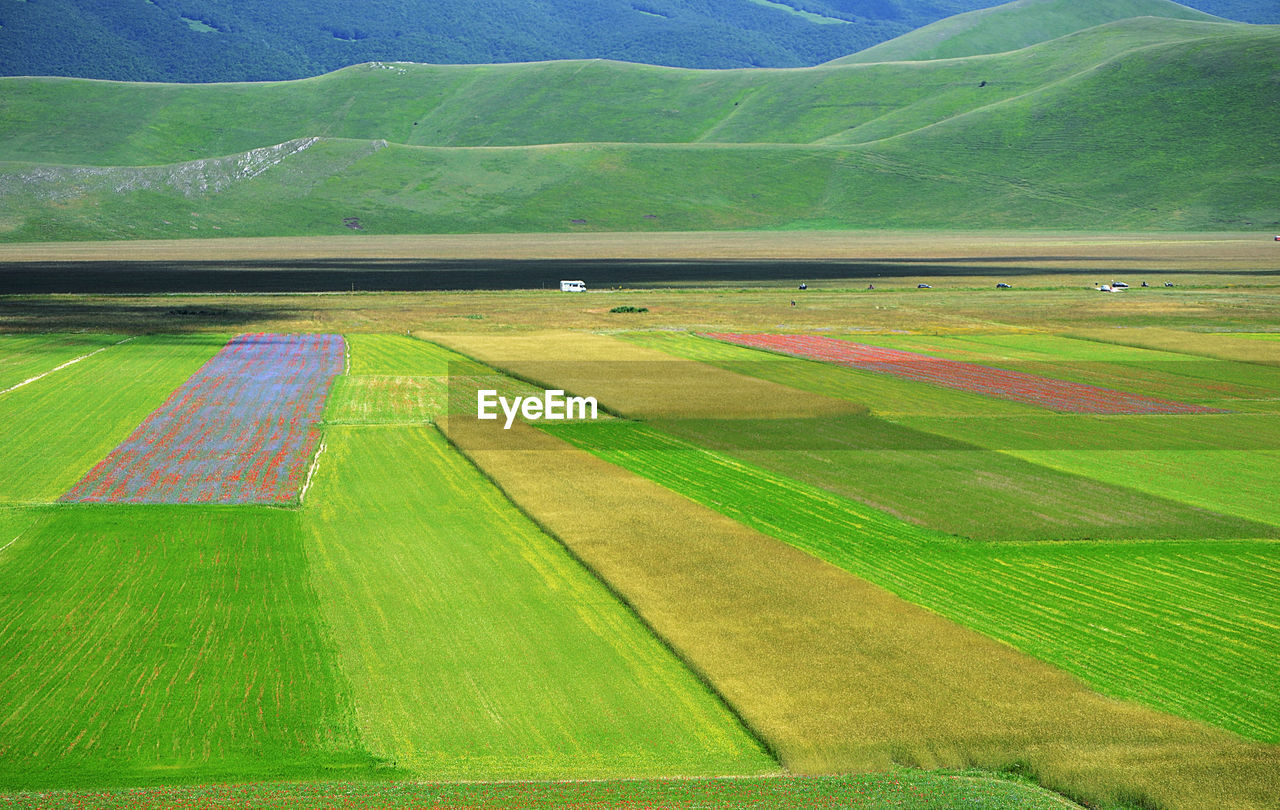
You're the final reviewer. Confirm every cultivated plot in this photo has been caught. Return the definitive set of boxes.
[0,335,224,503]
[302,426,772,778]
[62,333,343,504]
[323,334,470,424]
[549,420,1280,745]
[0,333,126,392]
[448,415,1278,810]
[706,333,1222,414]
[0,505,372,790]
[428,331,864,419]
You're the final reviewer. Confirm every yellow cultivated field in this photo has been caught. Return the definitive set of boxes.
[1071,327,1280,366]
[440,414,1280,810]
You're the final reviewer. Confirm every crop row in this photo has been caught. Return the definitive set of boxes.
[62,333,344,504]
[705,333,1223,414]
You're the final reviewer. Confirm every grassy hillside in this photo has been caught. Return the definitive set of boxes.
[0,17,1275,239]
[833,0,1220,63]
[0,17,1247,165]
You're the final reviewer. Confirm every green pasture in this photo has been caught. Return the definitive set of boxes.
[342,333,468,376]
[2,19,1276,239]
[0,335,224,503]
[325,334,479,424]
[0,506,36,546]
[0,333,126,391]
[323,375,446,424]
[548,420,1280,744]
[0,770,1086,810]
[836,0,1217,63]
[0,505,374,790]
[0,17,1240,166]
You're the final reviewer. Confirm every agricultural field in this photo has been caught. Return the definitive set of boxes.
[1,244,1278,810]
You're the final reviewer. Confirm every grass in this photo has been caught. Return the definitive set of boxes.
[0,770,1090,809]
[835,0,1218,63]
[0,333,125,390]
[444,415,1278,810]
[323,334,470,424]
[0,18,1236,166]
[1071,326,1280,367]
[0,505,375,790]
[546,419,1280,746]
[1,18,1276,239]
[302,426,773,779]
[0,334,224,503]
[652,414,1273,541]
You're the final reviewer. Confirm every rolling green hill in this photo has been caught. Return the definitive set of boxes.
[831,0,1220,63]
[0,14,1275,240]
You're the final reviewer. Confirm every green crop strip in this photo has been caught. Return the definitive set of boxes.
[0,505,375,790]
[0,335,226,504]
[548,420,1280,744]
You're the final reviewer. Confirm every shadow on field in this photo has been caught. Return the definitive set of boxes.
[0,257,1255,294]
[0,299,290,332]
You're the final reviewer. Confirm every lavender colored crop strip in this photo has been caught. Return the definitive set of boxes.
[704,333,1225,415]
[63,333,346,504]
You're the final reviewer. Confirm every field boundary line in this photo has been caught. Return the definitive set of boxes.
[0,529,27,554]
[437,418,783,770]
[0,336,135,397]
[298,439,328,504]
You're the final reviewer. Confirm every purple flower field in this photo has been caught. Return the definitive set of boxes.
[63,333,345,504]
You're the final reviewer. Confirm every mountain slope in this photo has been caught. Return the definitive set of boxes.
[0,18,1275,239]
[0,0,997,80]
[832,0,1221,63]
[0,17,1244,166]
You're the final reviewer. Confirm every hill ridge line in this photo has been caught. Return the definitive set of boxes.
[831,30,1229,148]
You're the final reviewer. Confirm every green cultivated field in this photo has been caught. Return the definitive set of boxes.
[0,333,126,391]
[0,506,373,790]
[621,333,1275,541]
[0,319,1277,808]
[302,419,771,777]
[547,420,1280,744]
[0,335,223,503]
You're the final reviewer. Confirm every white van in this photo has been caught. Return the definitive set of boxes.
[560,280,586,292]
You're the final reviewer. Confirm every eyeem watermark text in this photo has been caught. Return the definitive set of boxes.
[477,389,598,429]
